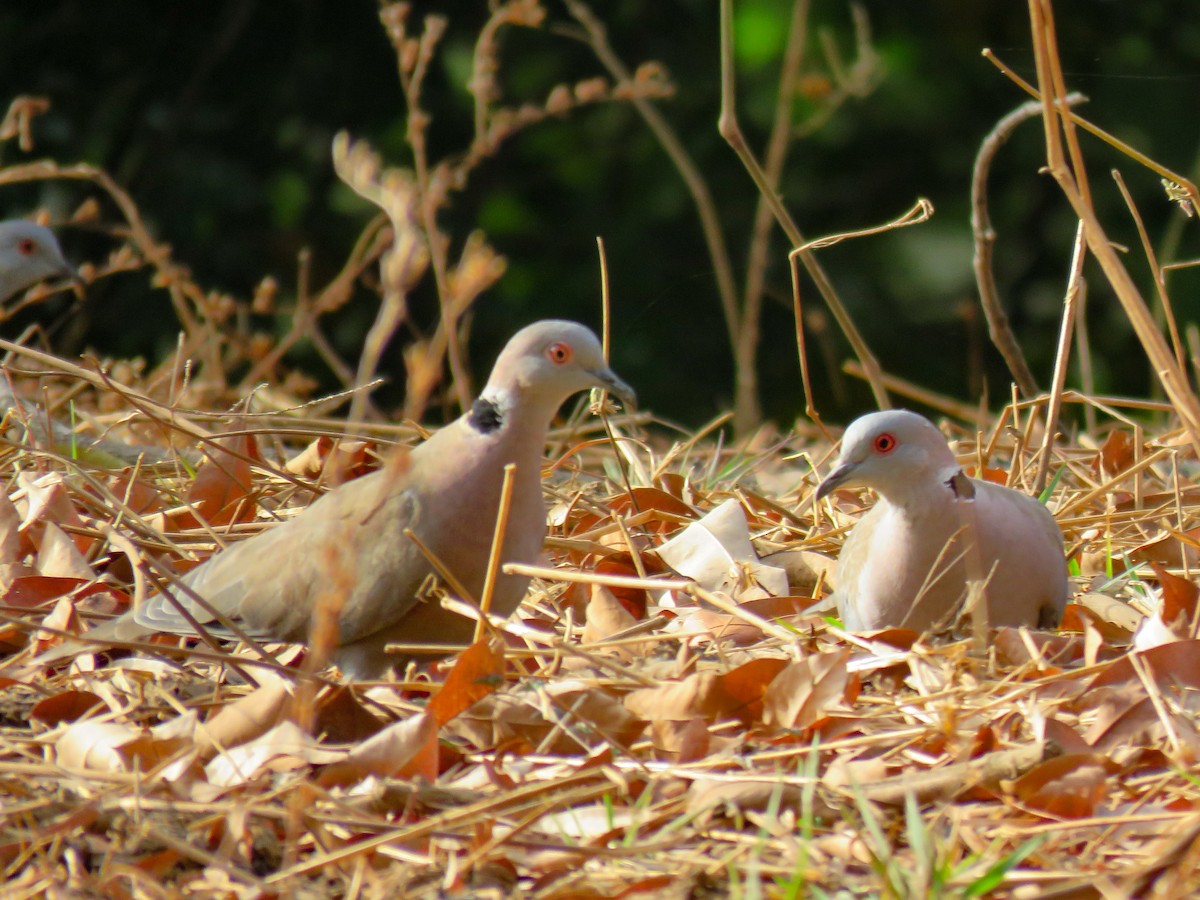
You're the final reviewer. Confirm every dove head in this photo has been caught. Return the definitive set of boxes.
[482,320,635,417]
[816,410,959,504]
[0,220,77,302]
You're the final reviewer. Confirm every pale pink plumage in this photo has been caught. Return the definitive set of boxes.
[817,410,1068,632]
[46,320,633,677]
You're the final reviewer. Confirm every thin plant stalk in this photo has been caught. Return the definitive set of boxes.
[718,0,889,414]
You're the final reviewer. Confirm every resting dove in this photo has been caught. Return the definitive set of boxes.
[45,320,634,677]
[0,220,76,302]
[816,410,1068,632]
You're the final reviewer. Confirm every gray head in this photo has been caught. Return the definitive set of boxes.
[816,410,959,501]
[484,319,635,412]
[0,220,76,302]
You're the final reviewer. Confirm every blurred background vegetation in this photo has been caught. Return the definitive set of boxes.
[1,1,1198,428]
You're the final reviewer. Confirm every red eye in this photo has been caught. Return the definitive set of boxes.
[545,342,572,365]
[872,433,897,454]
[17,238,35,255]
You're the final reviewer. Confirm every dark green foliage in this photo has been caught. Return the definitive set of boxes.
[2,1,1198,424]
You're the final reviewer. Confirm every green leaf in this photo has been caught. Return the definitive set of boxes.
[734,3,786,71]
[964,836,1046,897]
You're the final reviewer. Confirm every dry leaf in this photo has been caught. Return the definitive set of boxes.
[762,649,851,730]
[205,720,343,787]
[1010,753,1120,818]
[428,638,505,727]
[624,672,734,723]
[285,437,374,482]
[717,657,791,724]
[56,719,188,774]
[313,684,386,743]
[649,716,710,762]
[1151,562,1198,631]
[0,489,23,565]
[36,522,94,580]
[317,712,437,787]
[656,498,788,599]
[30,690,103,726]
[582,585,640,651]
[181,431,262,528]
[194,676,292,759]
[1094,429,1135,477]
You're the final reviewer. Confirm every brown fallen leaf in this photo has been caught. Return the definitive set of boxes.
[56,719,188,774]
[624,672,737,723]
[824,755,889,789]
[34,596,81,653]
[106,470,167,516]
[582,584,640,654]
[313,684,386,743]
[1088,640,1200,694]
[1150,562,1199,633]
[450,681,644,754]
[1131,527,1200,570]
[649,716,711,763]
[762,648,851,731]
[194,676,292,759]
[179,430,263,528]
[717,657,790,724]
[1066,593,1142,637]
[317,711,438,787]
[3,575,87,608]
[428,637,505,727]
[1094,429,1135,478]
[205,720,344,787]
[994,628,1082,667]
[0,489,23,565]
[36,521,94,580]
[1090,694,1200,760]
[1009,752,1121,818]
[17,472,92,556]
[30,690,103,726]
[760,547,837,594]
[285,436,375,482]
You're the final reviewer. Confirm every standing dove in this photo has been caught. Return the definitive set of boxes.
[0,220,76,302]
[816,410,1068,632]
[48,320,634,677]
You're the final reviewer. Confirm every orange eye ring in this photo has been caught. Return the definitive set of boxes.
[872,433,897,454]
[17,238,35,255]
[545,342,572,365]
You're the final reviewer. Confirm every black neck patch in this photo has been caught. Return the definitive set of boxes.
[946,469,976,500]
[468,396,504,433]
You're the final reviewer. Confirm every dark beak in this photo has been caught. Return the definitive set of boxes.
[815,462,855,501]
[594,368,636,410]
[64,267,85,293]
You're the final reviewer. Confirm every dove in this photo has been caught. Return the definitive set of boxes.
[816,409,1068,633]
[45,320,634,677]
[0,220,76,302]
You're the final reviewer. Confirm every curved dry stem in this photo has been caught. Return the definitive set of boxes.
[971,95,1084,398]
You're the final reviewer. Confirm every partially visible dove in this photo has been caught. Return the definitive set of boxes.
[46,320,634,677]
[0,220,76,302]
[816,409,1068,633]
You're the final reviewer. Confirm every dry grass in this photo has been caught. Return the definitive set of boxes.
[0,347,1197,897]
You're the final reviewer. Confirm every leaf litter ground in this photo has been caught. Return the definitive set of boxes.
[0,363,1198,898]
